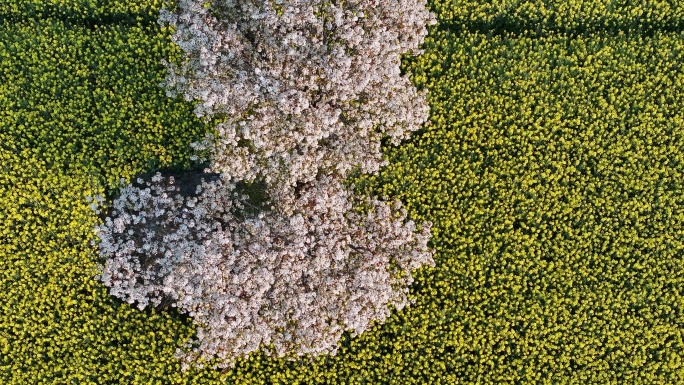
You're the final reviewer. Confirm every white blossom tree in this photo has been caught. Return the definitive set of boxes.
[93,172,432,369]
[157,0,436,211]
[90,0,436,370]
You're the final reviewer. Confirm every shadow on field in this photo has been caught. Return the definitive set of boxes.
[0,5,158,28]
[436,15,684,39]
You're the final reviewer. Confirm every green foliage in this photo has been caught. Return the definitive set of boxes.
[0,15,222,384]
[0,17,210,190]
[4,0,684,383]
[352,29,684,383]
[0,149,200,384]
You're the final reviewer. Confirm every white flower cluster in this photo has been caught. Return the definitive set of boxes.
[91,0,437,370]
[157,0,436,209]
[94,173,433,369]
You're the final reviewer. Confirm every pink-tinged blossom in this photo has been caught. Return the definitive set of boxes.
[92,173,433,369]
[91,0,436,371]
[157,0,436,213]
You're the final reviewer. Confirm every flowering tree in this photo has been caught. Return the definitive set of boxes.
[157,0,436,210]
[93,172,432,368]
[91,0,436,370]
